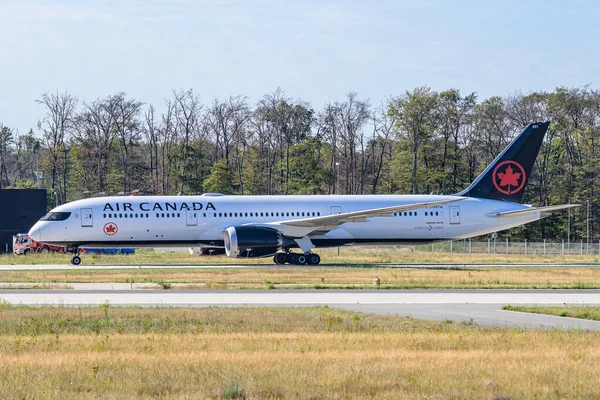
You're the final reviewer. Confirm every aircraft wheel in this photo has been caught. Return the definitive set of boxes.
[273,253,287,265]
[307,253,321,265]
[295,254,307,265]
[286,253,296,264]
[71,256,81,266]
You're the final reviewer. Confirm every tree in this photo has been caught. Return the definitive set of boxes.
[203,159,234,194]
[388,87,439,194]
[36,91,78,204]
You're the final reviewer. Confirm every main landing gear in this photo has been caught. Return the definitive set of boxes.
[71,248,82,266]
[273,252,321,265]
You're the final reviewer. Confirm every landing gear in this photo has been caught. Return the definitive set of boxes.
[273,253,287,265]
[273,252,321,265]
[71,248,81,266]
[307,253,321,265]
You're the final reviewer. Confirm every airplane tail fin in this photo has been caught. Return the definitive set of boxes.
[456,122,550,203]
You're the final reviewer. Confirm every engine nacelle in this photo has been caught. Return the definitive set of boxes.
[224,226,290,258]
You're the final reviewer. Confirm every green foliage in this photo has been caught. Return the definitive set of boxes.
[203,159,235,194]
[1,86,600,241]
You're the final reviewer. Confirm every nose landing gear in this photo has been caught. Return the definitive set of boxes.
[71,248,82,266]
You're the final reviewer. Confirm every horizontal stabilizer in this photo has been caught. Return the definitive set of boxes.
[486,204,581,218]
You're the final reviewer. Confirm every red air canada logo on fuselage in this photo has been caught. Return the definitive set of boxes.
[492,160,526,195]
[103,222,118,236]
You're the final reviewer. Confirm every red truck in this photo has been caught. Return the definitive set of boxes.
[12,233,67,255]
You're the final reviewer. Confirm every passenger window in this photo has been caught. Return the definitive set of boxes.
[436,211,439,216]
[415,212,417,216]
[317,212,320,216]
[103,213,106,218]
[161,213,165,218]
[234,213,238,217]
[425,212,428,216]
[286,212,289,217]
[119,213,122,218]
[156,213,159,218]
[403,212,407,216]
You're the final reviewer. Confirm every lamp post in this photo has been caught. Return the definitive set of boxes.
[335,162,340,195]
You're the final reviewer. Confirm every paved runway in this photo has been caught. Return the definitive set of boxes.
[1,262,599,270]
[1,289,599,331]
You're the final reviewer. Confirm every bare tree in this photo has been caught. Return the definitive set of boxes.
[36,91,78,204]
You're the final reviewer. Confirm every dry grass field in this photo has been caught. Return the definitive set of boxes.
[2,265,600,289]
[503,305,600,321]
[2,246,599,266]
[0,305,598,399]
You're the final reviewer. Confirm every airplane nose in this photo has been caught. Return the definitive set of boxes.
[29,224,42,242]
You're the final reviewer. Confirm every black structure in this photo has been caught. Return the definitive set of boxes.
[0,189,47,253]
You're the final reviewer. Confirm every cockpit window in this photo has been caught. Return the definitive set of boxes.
[40,212,71,221]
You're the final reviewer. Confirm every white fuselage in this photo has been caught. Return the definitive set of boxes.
[28,194,541,249]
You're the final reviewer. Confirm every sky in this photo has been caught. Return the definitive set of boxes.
[1,0,598,135]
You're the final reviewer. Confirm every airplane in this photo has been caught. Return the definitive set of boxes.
[28,121,578,266]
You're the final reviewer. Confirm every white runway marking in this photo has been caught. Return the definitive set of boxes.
[1,262,599,270]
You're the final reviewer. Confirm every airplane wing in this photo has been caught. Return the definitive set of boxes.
[486,204,581,218]
[270,198,464,231]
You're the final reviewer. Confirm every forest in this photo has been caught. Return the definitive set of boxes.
[0,85,598,241]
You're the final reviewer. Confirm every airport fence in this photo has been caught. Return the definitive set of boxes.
[370,239,600,256]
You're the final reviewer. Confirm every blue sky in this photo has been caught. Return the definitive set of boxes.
[1,0,598,134]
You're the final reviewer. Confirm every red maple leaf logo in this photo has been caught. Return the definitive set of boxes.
[492,161,526,195]
[497,166,521,192]
[103,222,118,236]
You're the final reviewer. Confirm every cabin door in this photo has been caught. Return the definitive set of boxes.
[81,208,93,227]
[449,206,460,224]
[186,210,198,226]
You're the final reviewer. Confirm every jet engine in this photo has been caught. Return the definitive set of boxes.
[224,226,292,258]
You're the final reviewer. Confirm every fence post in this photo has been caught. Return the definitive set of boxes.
[487,239,490,254]
[337,246,340,256]
[450,241,453,253]
[431,243,434,253]
[543,239,546,256]
[506,237,509,254]
[525,239,528,255]
[470,238,472,253]
[562,240,564,256]
[580,240,583,255]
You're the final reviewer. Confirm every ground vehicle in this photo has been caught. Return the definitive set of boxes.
[13,233,135,256]
[13,233,67,254]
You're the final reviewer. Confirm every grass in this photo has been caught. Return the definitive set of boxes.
[1,246,599,265]
[503,305,600,321]
[2,265,600,289]
[0,305,598,399]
